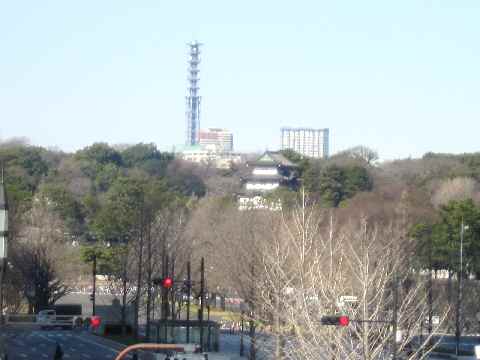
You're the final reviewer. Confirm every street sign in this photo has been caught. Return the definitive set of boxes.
[432,315,440,325]
[339,295,358,303]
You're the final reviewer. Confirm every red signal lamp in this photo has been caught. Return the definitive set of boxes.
[162,277,173,289]
[91,315,101,329]
[321,315,350,326]
[339,315,349,326]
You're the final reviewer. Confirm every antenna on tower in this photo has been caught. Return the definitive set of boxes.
[185,41,203,146]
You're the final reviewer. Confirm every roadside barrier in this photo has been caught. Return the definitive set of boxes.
[5,314,83,329]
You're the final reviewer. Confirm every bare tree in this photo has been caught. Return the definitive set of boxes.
[431,177,479,208]
[11,197,72,313]
[337,146,379,166]
[257,198,449,360]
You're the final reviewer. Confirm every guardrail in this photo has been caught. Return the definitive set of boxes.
[5,314,79,328]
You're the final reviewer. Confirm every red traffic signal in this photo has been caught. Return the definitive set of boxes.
[339,315,349,326]
[153,276,174,289]
[90,315,101,329]
[321,315,350,326]
[162,277,173,289]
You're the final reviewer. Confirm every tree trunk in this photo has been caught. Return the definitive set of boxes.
[121,255,128,337]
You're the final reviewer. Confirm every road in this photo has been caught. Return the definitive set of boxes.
[1,328,127,360]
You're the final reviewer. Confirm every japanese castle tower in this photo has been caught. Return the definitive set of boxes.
[238,151,299,210]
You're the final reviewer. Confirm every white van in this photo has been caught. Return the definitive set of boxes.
[37,309,56,329]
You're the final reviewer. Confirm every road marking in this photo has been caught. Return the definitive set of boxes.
[72,335,119,354]
[36,333,58,344]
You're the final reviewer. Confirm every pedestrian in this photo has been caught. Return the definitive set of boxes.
[0,336,7,360]
[53,342,63,360]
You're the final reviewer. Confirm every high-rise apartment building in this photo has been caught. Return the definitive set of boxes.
[280,127,329,158]
[199,128,233,152]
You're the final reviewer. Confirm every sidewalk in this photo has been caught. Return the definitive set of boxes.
[211,333,247,360]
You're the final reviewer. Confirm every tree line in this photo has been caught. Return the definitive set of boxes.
[4,137,480,357]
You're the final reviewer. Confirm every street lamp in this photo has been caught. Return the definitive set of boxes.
[0,169,8,325]
[456,220,469,356]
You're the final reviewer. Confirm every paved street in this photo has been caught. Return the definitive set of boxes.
[0,327,250,360]
[1,329,127,360]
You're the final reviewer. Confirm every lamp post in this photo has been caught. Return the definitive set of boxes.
[455,220,468,356]
[0,169,8,325]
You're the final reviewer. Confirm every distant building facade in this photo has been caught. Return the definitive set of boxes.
[280,127,329,158]
[199,128,233,152]
[238,151,299,211]
[176,145,243,169]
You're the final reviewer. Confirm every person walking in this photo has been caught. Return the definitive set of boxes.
[0,335,7,360]
[53,342,63,360]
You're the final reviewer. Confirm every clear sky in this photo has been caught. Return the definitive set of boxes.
[1,1,479,160]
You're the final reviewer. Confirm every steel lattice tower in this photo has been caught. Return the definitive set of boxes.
[185,41,202,145]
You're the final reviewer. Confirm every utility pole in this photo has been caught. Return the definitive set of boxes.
[428,232,433,335]
[92,254,97,316]
[171,259,175,321]
[456,220,467,356]
[240,307,245,356]
[186,261,191,343]
[162,254,169,343]
[199,257,205,352]
[392,272,398,360]
[249,264,256,360]
[0,168,9,326]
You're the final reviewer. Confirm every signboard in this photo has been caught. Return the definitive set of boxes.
[396,330,403,343]
[339,296,358,303]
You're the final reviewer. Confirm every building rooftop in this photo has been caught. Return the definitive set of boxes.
[248,151,298,168]
[281,127,329,131]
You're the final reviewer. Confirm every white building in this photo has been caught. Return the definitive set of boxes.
[176,145,243,169]
[280,127,329,158]
[199,128,233,152]
[238,151,298,211]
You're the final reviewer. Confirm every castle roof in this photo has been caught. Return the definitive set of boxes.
[247,151,298,168]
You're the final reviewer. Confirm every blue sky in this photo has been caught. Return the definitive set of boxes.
[1,1,479,160]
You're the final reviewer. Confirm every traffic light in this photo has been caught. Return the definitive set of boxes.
[89,293,94,302]
[321,315,349,326]
[162,277,173,289]
[90,315,101,329]
[153,276,174,289]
